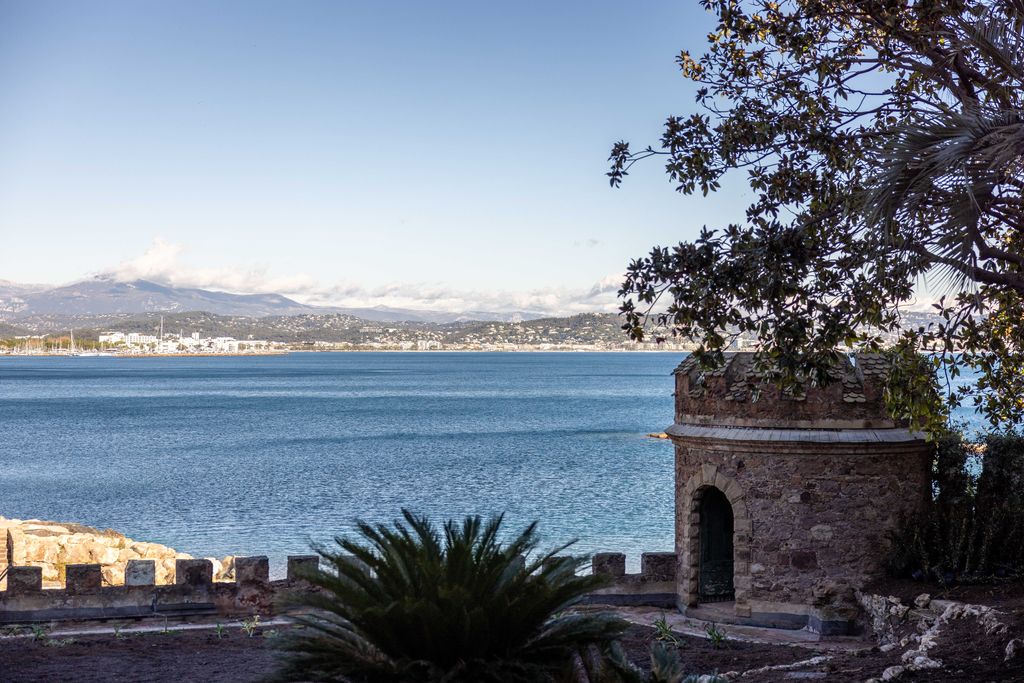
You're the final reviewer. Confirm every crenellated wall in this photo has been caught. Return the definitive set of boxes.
[0,551,675,624]
[0,517,234,588]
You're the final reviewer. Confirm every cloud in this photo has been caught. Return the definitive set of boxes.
[100,239,622,316]
[107,239,318,295]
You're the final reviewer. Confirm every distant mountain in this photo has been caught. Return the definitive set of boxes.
[0,277,318,318]
[0,277,548,324]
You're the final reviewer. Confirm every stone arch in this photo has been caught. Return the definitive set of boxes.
[679,465,752,617]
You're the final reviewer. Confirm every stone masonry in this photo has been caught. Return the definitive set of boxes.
[0,551,676,623]
[667,353,931,634]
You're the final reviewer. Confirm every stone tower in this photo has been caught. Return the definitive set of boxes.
[667,353,930,634]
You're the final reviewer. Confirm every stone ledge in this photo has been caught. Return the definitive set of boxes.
[666,423,924,444]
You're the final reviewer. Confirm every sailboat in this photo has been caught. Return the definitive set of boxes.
[66,330,81,356]
[77,331,115,357]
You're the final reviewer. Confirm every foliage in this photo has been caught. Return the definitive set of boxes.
[605,641,722,683]
[609,0,1024,435]
[704,623,728,650]
[241,615,261,638]
[275,509,627,682]
[887,431,1024,579]
[652,615,681,646]
[647,641,687,683]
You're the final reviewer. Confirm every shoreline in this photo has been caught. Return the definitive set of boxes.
[0,348,692,358]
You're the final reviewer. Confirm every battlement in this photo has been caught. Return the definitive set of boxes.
[0,551,677,623]
[673,352,900,429]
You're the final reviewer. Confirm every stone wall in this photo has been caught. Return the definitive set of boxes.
[0,551,676,624]
[674,440,930,627]
[0,518,233,588]
[669,352,932,634]
[0,556,279,623]
[673,353,899,429]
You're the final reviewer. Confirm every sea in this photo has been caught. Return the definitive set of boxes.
[0,352,681,574]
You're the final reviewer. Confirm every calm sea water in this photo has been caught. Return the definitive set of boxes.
[0,353,680,574]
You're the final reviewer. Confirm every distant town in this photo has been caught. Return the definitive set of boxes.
[0,312,700,356]
[0,308,946,357]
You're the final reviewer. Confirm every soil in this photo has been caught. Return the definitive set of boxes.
[3,623,821,682]
[616,624,818,676]
[909,613,1024,682]
[0,619,1021,682]
[863,575,1024,610]
[0,627,288,683]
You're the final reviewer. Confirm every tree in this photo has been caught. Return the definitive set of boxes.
[275,510,626,682]
[609,0,1024,434]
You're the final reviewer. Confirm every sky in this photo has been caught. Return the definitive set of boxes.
[0,1,744,314]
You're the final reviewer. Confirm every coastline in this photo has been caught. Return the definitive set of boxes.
[0,348,691,358]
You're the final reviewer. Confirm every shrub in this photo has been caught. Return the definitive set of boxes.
[275,510,627,682]
[887,431,1024,581]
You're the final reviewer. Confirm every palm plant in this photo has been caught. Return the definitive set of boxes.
[861,5,1024,295]
[275,510,627,682]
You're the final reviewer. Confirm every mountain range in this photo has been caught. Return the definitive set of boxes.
[0,277,547,324]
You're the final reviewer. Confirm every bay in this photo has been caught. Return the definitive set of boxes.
[0,352,680,573]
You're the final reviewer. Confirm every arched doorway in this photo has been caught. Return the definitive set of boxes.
[699,487,735,603]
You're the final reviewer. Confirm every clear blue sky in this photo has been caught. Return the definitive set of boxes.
[0,1,742,313]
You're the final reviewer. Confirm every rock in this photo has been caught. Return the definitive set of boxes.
[879,643,897,653]
[809,524,833,542]
[790,551,818,570]
[909,656,941,671]
[93,546,120,565]
[216,556,237,582]
[1006,638,1023,663]
[881,665,905,681]
[889,604,910,619]
[0,516,190,587]
[913,593,931,609]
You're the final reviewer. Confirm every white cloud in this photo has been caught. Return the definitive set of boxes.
[101,238,622,316]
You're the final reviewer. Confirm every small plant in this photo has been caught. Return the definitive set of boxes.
[214,623,226,639]
[113,625,123,639]
[652,614,680,646]
[43,637,75,648]
[705,622,728,649]
[649,640,685,683]
[262,628,280,639]
[30,625,48,641]
[240,614,261,637]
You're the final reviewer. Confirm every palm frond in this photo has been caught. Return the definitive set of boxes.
[274,510,626,682]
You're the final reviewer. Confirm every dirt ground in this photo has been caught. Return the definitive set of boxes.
[0,626,287,683]
[862,576,1024,609]
[0,620,1021,682]
[616,624,818,676]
